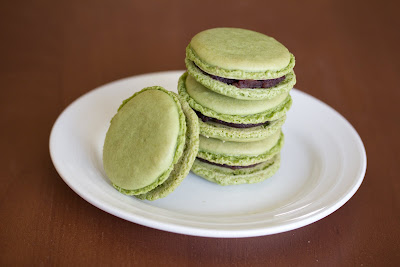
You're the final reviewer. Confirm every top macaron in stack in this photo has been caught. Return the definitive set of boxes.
[178,28,296,185]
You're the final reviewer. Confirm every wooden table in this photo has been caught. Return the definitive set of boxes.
[1,0,399,265]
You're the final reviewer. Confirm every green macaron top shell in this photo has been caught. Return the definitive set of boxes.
[185,74,288,115]
[187,28,295,79]
[186,59,296,100]
[103,86,186,195]
[199,129,281,156]
[197,132,284,166]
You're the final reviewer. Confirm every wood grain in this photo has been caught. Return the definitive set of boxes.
[1,0,399,266]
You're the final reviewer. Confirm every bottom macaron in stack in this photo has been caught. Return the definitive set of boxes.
[178,27,296,185]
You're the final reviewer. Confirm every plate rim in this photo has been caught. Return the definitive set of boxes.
[49,70,367,238]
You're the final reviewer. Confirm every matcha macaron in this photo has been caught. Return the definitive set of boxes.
[192,129,284,185]
[186,28,296,100]
[103,86,199,200]
[178,72,291,142]
[192,154,281,186]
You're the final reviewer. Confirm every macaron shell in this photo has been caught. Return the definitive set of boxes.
[188,28,294,79]
[197,132,284,166]
[178,72,292,124]
[136,98,200,201]
[187,45,295,80]
[104,86,187,195]
[191,154,281,185]
[186,58,296,100]
[185,74,289,116]
[199,129,281,156]
[199,116,286,142]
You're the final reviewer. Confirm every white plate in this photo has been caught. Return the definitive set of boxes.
[50,71,366,238]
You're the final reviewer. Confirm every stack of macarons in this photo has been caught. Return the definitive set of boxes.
[103,28,296,201]
[178,28,296,185]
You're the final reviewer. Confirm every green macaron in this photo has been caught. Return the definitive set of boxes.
[103,86,199,201]
[185,28,296,100]
[197,129,284,167]
[192,130,283,185]
[178,72,291,142]
[178,73,291,124]
[191,153,281,186]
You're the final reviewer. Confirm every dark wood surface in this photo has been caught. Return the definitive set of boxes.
[1,0,399,266]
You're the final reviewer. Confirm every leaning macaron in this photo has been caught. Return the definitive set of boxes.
[186,28,296,100]
[103,86,199,201]
[178,72,291,142]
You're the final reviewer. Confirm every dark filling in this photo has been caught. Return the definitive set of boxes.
[195,111,269,129]
[196,64,285,89]
[197,157,261,170]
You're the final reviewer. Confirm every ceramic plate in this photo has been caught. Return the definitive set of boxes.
[50,71,366,238]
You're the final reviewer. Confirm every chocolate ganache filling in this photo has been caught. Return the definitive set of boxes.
[195,111,269,128]
[197,157,261,170]
[196,64,285,89]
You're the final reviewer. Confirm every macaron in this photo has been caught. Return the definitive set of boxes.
[197,129,284,166]
[185,28,296,100]
[178,72,291,142]
[103,86,199,200]
[191,154,281,186]
[191,130,284,185]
